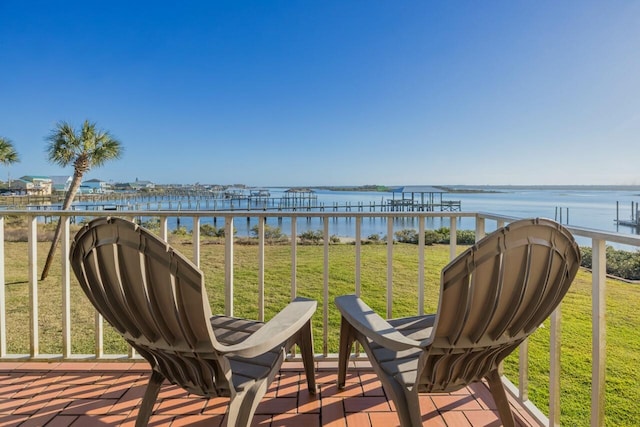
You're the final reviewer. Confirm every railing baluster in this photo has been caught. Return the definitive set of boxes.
[355,217,361,297]
[418,216,425,315]
[96,312,104,358]
[225,216,234,317]
[323,217,329,356]
[61,217,71,358]
[0,216,5,357]
[592,239,606,427]
[28,216,38,357]
[258,217,265,322]
[160,216,168,241]
[291,217,297,300]
[192,216,200,267]
[518,338,529,401]
[387,218,393,319]
[449,216,457,261]
[549,307,561,426]
[475,216,485,242]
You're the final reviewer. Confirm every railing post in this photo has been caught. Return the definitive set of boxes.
[418,216,425,315]
[386,217,394,319]
[449,216,457,261]
[0,216,5,357]
[518,338,529,401]
[61,217,71,358]
[323,217,329,356]
[355,217,362,297]
[592,239,606,427]
[192,216,200,267]
[225,216,234,317]
[549,307,561,426]
[258,217,265,322]
[28,216,38,357]
[475,216,486,242]
[160,217,168,241]
[290,217,297,300]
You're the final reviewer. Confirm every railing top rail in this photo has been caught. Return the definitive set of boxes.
[3,209,640,246]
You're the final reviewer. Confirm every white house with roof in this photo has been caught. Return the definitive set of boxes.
[83,178,112,193]
[13,176,53,195]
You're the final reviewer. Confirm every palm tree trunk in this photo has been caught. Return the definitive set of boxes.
[40,172,84,280]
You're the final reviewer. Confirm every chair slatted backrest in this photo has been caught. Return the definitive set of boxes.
[419,218,580,392]
[71,217,229,395]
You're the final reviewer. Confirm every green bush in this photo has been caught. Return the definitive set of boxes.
[299,230,323,244]
[250,224,286,241]
[394,229,418,244]
[201,223,225,237]
[580,246,640,280]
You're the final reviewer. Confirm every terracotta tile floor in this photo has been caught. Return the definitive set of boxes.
[0,361,539,426]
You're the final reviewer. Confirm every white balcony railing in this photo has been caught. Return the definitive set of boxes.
[0,209,638,427]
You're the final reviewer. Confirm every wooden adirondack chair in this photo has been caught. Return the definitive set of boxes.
[335,218,581,426]
[70,217,317,427]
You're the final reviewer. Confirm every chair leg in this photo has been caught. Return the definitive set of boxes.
[135,370,164,427]
[298,320,316,394]
[486,369,515,427]
[337,317,355,389]
[225,379,269,427]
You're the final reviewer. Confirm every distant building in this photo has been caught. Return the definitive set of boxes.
[50,175,73,193]
[13,176,53,195]
[83,178,112,193]
[130,179,155,190]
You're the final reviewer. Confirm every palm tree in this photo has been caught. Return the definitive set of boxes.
[40,120,123,280]
[0,136,20,165]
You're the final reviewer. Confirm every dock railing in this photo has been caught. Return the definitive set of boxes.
[0,209,638,427]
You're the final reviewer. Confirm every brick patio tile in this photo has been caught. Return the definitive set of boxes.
[0,383,26,398]
[468,382,498,410]
[343,396,391,413]
[202,397,229,415]
[297,390,320,413]
[431,394,482,412]
[0,363,26,372]
[60,383,111,399]
[255,396,297,415]
[271,412,319,427]
[61,398,117,415]
[345,411,372,427]
[251,414,272,426]
[108,396,141,414]
[53,362,97,371]
[369,412,402,427]
[119,383,148,400]
[359,374,385,397]
[71,414,129,426]
[441,410,472,426]
[101,382,132,399]
[321,397,346,427]
[58,373,106,386]
[17,362,60,371]
[280,361,305,371]
[44,415,80,427]
[155,397,207,415]
[170,414,224,426]
[16,411,58,427]
[0,414,30,426]
[11,384,48,399]
[0,398,29,414]
[321,380,362,397]
[157,384,189,399]
[463,409,501,425]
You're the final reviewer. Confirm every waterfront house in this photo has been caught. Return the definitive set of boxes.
[83,178,112,194]
[12,175,53,195]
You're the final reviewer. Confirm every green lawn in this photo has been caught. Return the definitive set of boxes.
[3,239,639,426]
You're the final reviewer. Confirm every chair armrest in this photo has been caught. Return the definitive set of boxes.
[218,297,317,358]
[335,295,429,351]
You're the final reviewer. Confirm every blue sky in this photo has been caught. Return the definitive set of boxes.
[1,1,639,186]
